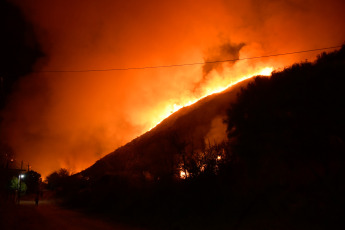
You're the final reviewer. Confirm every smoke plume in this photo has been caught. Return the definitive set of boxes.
[1,0,344,177]
[203,42,245,77]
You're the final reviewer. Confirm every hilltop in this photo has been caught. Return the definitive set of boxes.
[82,77,252,181]
[54,45,345,229]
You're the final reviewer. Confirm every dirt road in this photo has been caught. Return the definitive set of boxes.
[0,201,143,230]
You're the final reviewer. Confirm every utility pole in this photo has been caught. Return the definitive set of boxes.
[21,160,23,170]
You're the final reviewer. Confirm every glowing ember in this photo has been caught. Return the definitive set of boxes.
[179,170,189,179]
[259,67,274,76]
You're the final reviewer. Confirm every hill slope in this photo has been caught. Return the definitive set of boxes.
[82,78,253,180]
[59,46,345,229]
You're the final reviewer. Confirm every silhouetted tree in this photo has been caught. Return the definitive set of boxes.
[8,176,27,194]
[46,168,70,190]
[23,170,41,194]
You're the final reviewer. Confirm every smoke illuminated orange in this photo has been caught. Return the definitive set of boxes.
[1,0,344,178]
[150,67,274,130]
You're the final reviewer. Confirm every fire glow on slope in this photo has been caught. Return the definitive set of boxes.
[3,0,344,178]
[149,66,273,130]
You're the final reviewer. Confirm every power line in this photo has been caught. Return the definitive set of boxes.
[38,45,342,73]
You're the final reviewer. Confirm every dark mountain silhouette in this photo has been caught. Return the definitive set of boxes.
[55,46,345,229]
[81,45,345,187]
[82,77,253,181]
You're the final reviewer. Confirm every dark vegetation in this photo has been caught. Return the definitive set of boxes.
[46,46,345,229]
[0,168,42,204]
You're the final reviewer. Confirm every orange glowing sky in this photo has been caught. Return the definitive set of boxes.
[2,0,345,177]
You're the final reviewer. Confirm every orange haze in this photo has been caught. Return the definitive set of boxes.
[2,0,345,177]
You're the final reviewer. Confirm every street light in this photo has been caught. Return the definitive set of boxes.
[18,173,25,188]
[17,173,25,204]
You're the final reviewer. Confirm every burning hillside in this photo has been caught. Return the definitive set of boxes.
[82,76,254,180]
[1,0,344,177]
[50,46,345,229]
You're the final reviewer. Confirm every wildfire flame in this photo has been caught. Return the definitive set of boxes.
[5,0,344,179]
[150,66,273,130]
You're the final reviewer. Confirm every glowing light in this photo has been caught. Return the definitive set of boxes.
[179,170,189,179]
[258,67,274,76]
[149,67,273,130]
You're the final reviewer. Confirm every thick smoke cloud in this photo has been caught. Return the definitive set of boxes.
[202,42,245,77]
[0,0,43,108]
[2,0,345,177]
[193,41,245,94]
